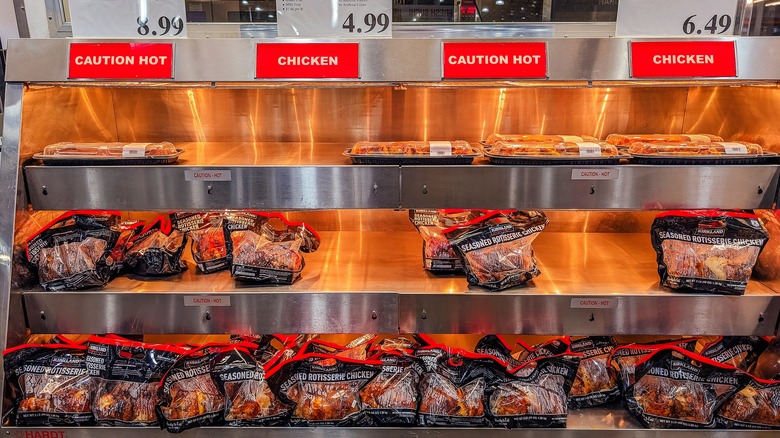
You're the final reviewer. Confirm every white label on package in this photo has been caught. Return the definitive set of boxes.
[277,0,392,38]
[429,141,453,156]
[687,134,713,143]
[122,144,147,158]
[185,170,232,182]
[70,0,187,38]
[720,142,748,155]
[559,135,584,143]
[184,296,231,307]
[615,0,738,37]
[571,169,619,180]
[577,142,602,157]
[571,298,618,309]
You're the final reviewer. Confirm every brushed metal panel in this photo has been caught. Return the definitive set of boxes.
[401,165,780,210]
[25,165,400,210]
[8,37,780,82]
[683,85,780,153]
[398,294,779,335]
[20,85,118,156]
[30,85,690,145]
[109,87,394,142]
[361,39,441,82]
[24,292,398,334]
[390,86,688,141]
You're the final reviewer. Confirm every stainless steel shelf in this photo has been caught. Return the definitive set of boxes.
[22,232,780,335]
[24,143,400,211]
[401,164,780,210]
[3,406,777,436]
[23,142,780,210]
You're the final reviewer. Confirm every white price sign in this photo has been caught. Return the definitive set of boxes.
[615,0,738,37]
[277,0,392,38]
[70,0,187,38]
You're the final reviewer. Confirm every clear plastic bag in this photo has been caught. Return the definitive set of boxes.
[351,140,472,155]
[125,215,188,276]
[717,377,780,429]
[445,211,548,291]
[626,347,748,429]
[26,211,121,291]
[157,346,227,433]
[651,211,769,295]
[490,141,618,157]
[487,353,580,429]
[484,134,598,145]
[3,344,94,426]
[268,353,380,426]
[606,133,722,147]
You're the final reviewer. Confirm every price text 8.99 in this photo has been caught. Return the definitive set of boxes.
[137,16,185,36]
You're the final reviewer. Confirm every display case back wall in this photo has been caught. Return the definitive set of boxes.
[18,83,780,155]
[13,84,692,153]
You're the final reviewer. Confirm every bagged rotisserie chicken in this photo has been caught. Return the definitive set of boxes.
[267,353,380,426]
[414,344,506,427]
[212,344,290,427]
[444,210,549,291]
[156,345,228,432]
[625,346,748,429]
[3,343,94,426]
[487,353,581,428]
[409,209,486,272]
[651,210,769,295]
[87,335,186,426]
[125,214,188,276]
[224,211,320,284]
[568,336,619,408]
[26,210,121,291]
[171,211,228,274]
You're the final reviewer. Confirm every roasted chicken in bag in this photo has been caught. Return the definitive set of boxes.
[359,349,423,426]
[224,211,320,284]
[267,353,380,426]
[415,344,506,427]
[172,211,228,274]
[157,345,227,433]
[625,346,748,429]
[651,210,769,295]
[125,214,188,276]
[487,353,581,428]
[87,336,186,426]
[3,343,94,426]
[444,210,548,291]
[568,336,619,408]
[26,210,121,291]
[212,344,290,426]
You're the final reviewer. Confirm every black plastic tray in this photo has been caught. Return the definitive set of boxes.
[484,151,624,166]
[629,153,778,165]
[343,148,481,165]
[34,150,183,166]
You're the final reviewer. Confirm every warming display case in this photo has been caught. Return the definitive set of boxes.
[2,35,780,437]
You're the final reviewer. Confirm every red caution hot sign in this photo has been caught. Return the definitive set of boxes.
[630,41,737,78]
[256,43,360,79]
[442,42,547,79]
[69,43,174,79]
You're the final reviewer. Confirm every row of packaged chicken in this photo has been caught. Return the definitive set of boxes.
[4,334,779,431]
[348,133,772,164]
[12,209,772,296]
[34,133,773,166]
